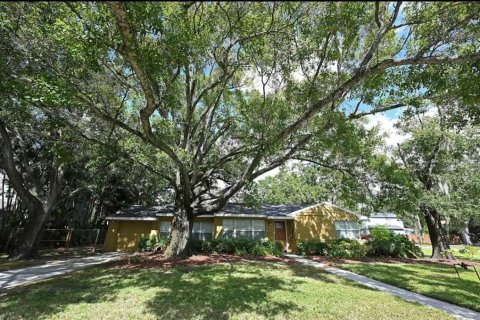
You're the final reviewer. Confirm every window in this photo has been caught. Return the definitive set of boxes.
[222,219,265,240]
[192,222,214,240]
[160,221,171,238]
[160,221,214,240]
[335,220,360,239]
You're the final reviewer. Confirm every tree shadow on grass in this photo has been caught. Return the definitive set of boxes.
[341,262,480,311]
[0,261,306,319]
[145,262,303,319]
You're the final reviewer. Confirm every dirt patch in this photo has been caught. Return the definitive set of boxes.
[108,253,294,270]
[308,256,480,267]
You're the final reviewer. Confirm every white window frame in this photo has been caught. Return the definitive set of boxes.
[192,222,214,241]
[159,221,171,238]
[222,219,265,240]
[335,220,360,239]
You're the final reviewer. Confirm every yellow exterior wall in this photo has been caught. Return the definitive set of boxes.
[103,221,120,251]
[104,203,357,252]
[285,220,295,252]
[105,217,216,251]
[114,220,160,251]
[292,203,358,251]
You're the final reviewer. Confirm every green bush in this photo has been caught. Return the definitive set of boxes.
[297,241,328,256]
[138,235,168,252]
[297,239,367,259]
[367,226,423,258]
[459,245,478,260]
[191,238,283,257]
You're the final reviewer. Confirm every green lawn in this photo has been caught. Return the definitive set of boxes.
[421,244,480,262]
[340,261,480,312]
[0,261,453,320]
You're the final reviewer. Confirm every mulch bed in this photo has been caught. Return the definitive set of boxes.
[108,253,294,270]
[308,256,480,267]
[106,252,478,270]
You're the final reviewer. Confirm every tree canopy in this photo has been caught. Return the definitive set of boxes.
[1,2,479,257]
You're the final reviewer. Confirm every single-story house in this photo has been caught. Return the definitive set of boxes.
[104,202,365,252]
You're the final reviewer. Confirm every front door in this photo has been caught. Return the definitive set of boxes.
[274,221,287,249]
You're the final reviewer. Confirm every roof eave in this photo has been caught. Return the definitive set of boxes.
[105,216,159,221]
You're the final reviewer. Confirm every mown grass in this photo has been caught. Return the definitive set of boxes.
[421,244,480,262]
[0,261,453,320]
[341,261,480,312]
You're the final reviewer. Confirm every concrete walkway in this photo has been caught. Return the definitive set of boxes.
[0,252,123,290]
[285,254,480,320]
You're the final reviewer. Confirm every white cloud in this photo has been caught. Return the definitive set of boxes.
[254,166,281,181]
[243,60,338,95]
[364,114,411,149]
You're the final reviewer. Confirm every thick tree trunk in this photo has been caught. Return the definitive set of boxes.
[422,206,453,259]
[459,219,473,245]
[10,205,50,259]
[163,207,194,258]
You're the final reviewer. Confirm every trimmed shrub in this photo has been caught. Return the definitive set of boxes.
[297,239,367,259]
[191,238,283,257]
[367,226,423,258]
[328,238,368,259]
[297,241,328,256]
[138,235,168,252]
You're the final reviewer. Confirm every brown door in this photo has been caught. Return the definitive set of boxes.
[275,221,286,242]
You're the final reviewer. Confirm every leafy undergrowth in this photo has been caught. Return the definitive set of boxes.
[0,261,453,320]
[340,261,480,312]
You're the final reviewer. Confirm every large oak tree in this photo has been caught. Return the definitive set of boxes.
[1,2,479,257]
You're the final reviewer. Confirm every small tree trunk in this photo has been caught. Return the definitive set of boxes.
[10,205,50,259]
[414,215,423,245]
[422,206,453,259]
[163,207,194,258]
[459,219,473,245]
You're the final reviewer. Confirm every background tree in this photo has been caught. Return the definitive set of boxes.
[375,107,480,258]
[1,2,479,257]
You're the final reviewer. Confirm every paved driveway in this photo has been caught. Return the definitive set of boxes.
[0,252,123,290]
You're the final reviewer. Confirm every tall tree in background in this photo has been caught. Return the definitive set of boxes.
[368,101,480,259]
[0,114,67,259]
[243,117,381,209]
[1,2,479,257]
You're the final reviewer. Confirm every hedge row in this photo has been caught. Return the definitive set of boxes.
[297,238,367,258]
[138,226,423,259]
[191,238,284,257]
[297,226,423,259]
[138,235,284,257]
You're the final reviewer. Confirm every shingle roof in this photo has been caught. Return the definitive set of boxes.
[107,205,174,220]
[217,203,310,218]
[106,203,312,220]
